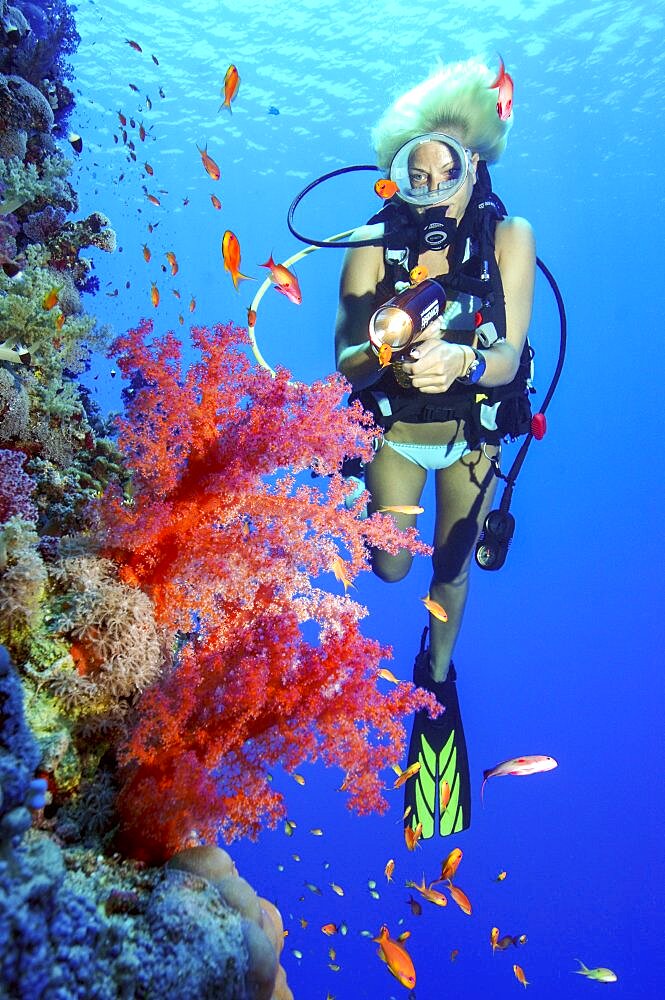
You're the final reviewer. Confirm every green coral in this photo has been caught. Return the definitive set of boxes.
[0,154,76,216]
[0,245,100,378]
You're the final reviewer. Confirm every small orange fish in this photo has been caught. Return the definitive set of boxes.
[493,870,507,882]
[261,254,302,305]
[377,667,400,684]
[431,847,463,884]
[446,882,472,915]
[439,780,451,813]
[189,297,196,312]
[197,143,221,181]
[310,827,324,836]
[165,251,178,276]
[392,761,421,789]
[490,55,514,121]
[222,230,253,289]
[330,882,344,897]
[331,555,354,592]
[450,949,459,962]
[378,343,393,368]
[384,859,395,882]
[210,194,222,210]
[513,964,529,988]
[405,876,448,908]
[139,122,146,142]
[142,243,151,262]
[409,265,429,285]
[404,822,423,851]
[118,111,127,126]
[42,288,59,310]
[373,925,416,990]
[490,927,500,952]
[54,312,65,332]
[422,595,448,622]
[321,923,337,936]
[147,194,161,206]
[144,162,154,175]
[374,178,399,199]
[126,39,142,52]
[292,773,305,785]
[246,307,257,328]
[150,282,159,307]
[220,64,240,113]
[378,504,424,516]
[178,314,184,325]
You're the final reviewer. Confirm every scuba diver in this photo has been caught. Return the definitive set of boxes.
[333,58,536,838]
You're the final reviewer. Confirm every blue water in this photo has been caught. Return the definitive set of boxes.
[68,1,665,996]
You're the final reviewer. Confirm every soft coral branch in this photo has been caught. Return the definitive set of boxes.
[102,319,434,863]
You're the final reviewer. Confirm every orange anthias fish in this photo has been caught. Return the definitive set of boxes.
[377,667,400,684]
[490,55,514,121]
[490,927,500,952]
[220,64,240,113]
[321,923,337,936]
[147,194,161,206]
[373,925,416,990]
[378,343,393,368]
[392,761,421,790]
[261,254,302,305]
[222,231,253,289]
[126,39,142,52]
[405,876,448,908]
[374,178,399,199]
[513,964,529,988]
[42,288,59,310]
[422,595,448,623]
[331,556,354,592]
[409,265,429,285]
[142,243,151,262]
[165,251,178,276]
[211,194,222,210]
[378,504,424,516]
[481,754,558,802]
[431,847,463,884]
[189,297,196,312]
[246,306,257,328]
[150,282,159,307]
[404,822,423,851]
[445,882,472,915]
[144,162,154,175]
[439,780,451,813]
[384,859,395,882]
[197,144,221,181]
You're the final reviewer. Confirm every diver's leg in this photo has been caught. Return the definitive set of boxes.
[427,447,499,681]
[365,441,427,583]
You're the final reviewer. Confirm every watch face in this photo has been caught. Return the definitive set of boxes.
[470,353,486,382]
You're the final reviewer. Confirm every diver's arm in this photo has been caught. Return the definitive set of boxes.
[334,245,384,391]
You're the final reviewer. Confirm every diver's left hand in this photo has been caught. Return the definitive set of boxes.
[401,336,467,394]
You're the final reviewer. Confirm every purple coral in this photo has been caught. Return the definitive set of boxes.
[22,204,67,241]
[0,450,37,522]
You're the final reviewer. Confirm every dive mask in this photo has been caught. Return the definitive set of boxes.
[390,133,474,208]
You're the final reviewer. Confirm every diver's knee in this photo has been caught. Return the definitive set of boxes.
[372,554,412,583]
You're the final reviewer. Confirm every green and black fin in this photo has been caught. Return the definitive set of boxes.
[404,628,471,838]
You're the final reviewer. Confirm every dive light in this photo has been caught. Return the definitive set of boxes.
[369,278,446,360]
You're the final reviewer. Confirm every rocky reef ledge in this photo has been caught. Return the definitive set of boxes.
[0,645,293,1000]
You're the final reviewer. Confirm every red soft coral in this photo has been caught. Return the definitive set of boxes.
[102,320,435,863]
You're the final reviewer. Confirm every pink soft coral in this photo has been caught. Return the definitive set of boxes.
[102,320,435,863]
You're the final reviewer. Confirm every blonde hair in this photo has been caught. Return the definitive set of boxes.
[372,58,513,169]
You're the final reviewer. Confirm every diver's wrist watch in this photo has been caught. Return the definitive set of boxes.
[457,347,486,384]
